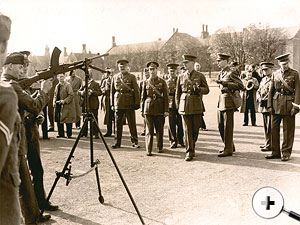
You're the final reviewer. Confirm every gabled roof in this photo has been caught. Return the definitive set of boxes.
[107,39,167,55]
[281,26,300,39]
[161,32,204,52]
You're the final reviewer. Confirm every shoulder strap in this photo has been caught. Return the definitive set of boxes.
[278,73,294,92]
[147,79,162,97]
[119,76,133,92]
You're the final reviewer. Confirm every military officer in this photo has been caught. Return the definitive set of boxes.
[166,63,184,148]
[257,62,274,152]
[1,52,52,224]
[0,12,22,225]
[266,53,300,161]
[141,61,169,156]
[111,59,140,148]
[216,53,244,157]
[100,67,114,137]
[176,54,210,161]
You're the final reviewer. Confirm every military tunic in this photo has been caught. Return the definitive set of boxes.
[2,73,49,224]
[166,74,184,147]
[111,72,140,146]
[141,77,169,153]
[78,79,102,137]
[268,68,300,157]
[256,75,272,150]
[0,81,21,225]
[217,67,244,154]
[176,70,209,157]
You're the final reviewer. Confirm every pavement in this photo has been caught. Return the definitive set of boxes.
[39,86,300,225]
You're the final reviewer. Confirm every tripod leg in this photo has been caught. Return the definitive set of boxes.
[40,118,89,216]
[91,114,145,225]
[95,166,104,204]
[89,114,104,204]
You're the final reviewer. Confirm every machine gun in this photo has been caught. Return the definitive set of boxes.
[18,47,108,89]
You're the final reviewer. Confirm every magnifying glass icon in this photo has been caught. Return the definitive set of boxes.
[252,186,300,222]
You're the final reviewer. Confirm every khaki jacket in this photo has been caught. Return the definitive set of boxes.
[166,75,177,109]
[141,77,169,115]
[217,67,244,111]
[257,76,272,113]
[176,70,209,115]
[111,72,140,110]
[268,68,300,115]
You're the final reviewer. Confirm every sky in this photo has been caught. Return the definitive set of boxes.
[1,0,300,55]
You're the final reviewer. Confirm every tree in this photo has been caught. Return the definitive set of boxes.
[209,24,287,66]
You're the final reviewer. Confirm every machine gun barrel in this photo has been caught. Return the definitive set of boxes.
[18,48,109,89]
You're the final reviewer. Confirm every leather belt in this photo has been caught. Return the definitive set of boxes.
[117,90,132,94]
[276,89,294,95]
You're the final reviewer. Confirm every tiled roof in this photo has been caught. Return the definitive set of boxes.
[107,40,167,55]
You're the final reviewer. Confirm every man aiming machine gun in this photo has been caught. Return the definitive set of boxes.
[35,48,145,225]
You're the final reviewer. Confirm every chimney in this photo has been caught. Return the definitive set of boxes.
[63,47,68,57]
[44,45,50,57]
[158,38,161,41]
[82,44,87,54]
[173,28,175,33]
[176,28,178,32]
[206,25,208,32]
[202,24,205,32]
[112,36,116,47]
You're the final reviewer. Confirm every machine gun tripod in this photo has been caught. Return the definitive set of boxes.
[40,51,145,225]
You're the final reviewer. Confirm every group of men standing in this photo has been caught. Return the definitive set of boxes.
[109,54,210,161]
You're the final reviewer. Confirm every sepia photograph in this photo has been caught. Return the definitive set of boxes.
[0,0,300,224]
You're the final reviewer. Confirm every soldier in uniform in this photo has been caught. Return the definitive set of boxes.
[216,53,244,157]
[257,62,274,152]
[0,12,22,225]
[176,54,210,161]
[78,69,102,138]
[1,52,52,224]
[65,70,83,128]
[100,67,114,137]
[111,59,140,148]
[166,63,184,148]
[141,62,169,156]
[266,53,300,161]
[19,51,59,213]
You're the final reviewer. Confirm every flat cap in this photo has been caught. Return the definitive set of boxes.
[4,52,25,65]
[0,12,11,41]
[216,53,231,61]
[275,53,290,62]
[182,54,197,62]
[146,61,159,68]
[167,63,179,69]
[19,51,31,65]
[260,62,274,70]
[117,59,129,65]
